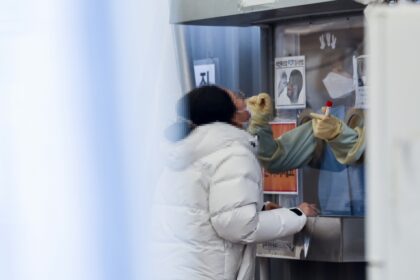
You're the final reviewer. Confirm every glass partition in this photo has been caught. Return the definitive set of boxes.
[264,16,366,217]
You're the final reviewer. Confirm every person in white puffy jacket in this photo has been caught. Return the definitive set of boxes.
[152,85,318,280]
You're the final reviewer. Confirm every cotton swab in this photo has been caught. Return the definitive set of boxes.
[324,100,333,116]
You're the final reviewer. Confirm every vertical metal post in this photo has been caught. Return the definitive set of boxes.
[173,24,194,94]
[258,257,270,280]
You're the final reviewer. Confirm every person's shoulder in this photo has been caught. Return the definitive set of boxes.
[210,142,259,172]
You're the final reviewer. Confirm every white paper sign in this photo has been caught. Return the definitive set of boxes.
[354,55,368,108]
[274,56,306,109]
[322,72,355,99]
[355,86,368,109]
[194,63,215,87]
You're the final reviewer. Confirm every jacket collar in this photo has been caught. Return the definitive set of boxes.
[166,122,257,170]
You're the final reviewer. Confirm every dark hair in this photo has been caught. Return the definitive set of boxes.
[165,85,236,141]
[289,69,303,93]
[178,85,235,126]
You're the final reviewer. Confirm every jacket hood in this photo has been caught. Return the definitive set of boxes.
[165,122,257,171]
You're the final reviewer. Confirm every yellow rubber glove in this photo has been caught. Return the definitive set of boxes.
[246,92,273,126]
[310,112,343,141]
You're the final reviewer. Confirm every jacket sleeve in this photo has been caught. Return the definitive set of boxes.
[248,122,318,172]
[209,152,306,244]
[211,204,307,243]
[328,125,365,164]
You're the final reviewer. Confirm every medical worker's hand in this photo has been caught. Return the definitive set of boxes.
[246,92,273,126]
[310,110,343,141]
[298,202,319,217]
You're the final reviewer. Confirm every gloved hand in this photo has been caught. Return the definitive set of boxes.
[246,92,273,126]
[297,202,319,217]
[310,111,343,141]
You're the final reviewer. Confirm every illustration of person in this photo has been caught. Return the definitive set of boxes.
[277,71,288,98]
[287,69,303,104]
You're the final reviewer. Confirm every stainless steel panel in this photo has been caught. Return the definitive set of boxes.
[257,216,365,262]
[306,217,343,261]
[307,217,364,262]
[170,0,365,26]
[342,217,365,262]
[174,25,195,93]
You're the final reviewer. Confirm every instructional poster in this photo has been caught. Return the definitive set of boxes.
[353,55,368,109]
[263,122,298,194]
[274,56,306,109]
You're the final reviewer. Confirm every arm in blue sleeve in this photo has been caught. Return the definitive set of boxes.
[248,122,318,172]
[327,125,365,164]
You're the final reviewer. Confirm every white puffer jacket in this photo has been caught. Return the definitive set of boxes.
[152,122,306,280]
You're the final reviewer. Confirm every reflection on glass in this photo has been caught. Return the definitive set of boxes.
[271,16,365,217]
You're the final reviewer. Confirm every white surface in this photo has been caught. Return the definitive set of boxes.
[0,0,181,279]
[322,72,355,99]
[366,5,420,280]
[241,0,276,7]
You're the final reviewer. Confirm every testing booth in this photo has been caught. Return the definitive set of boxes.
[170,1,367,279]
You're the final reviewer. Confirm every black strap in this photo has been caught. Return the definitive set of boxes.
[289,208,303,216]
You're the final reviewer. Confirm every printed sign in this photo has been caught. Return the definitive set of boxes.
[274,56,306,109]
[353,55,368,109]
[263,122,298,194]
[194,60,216,87]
